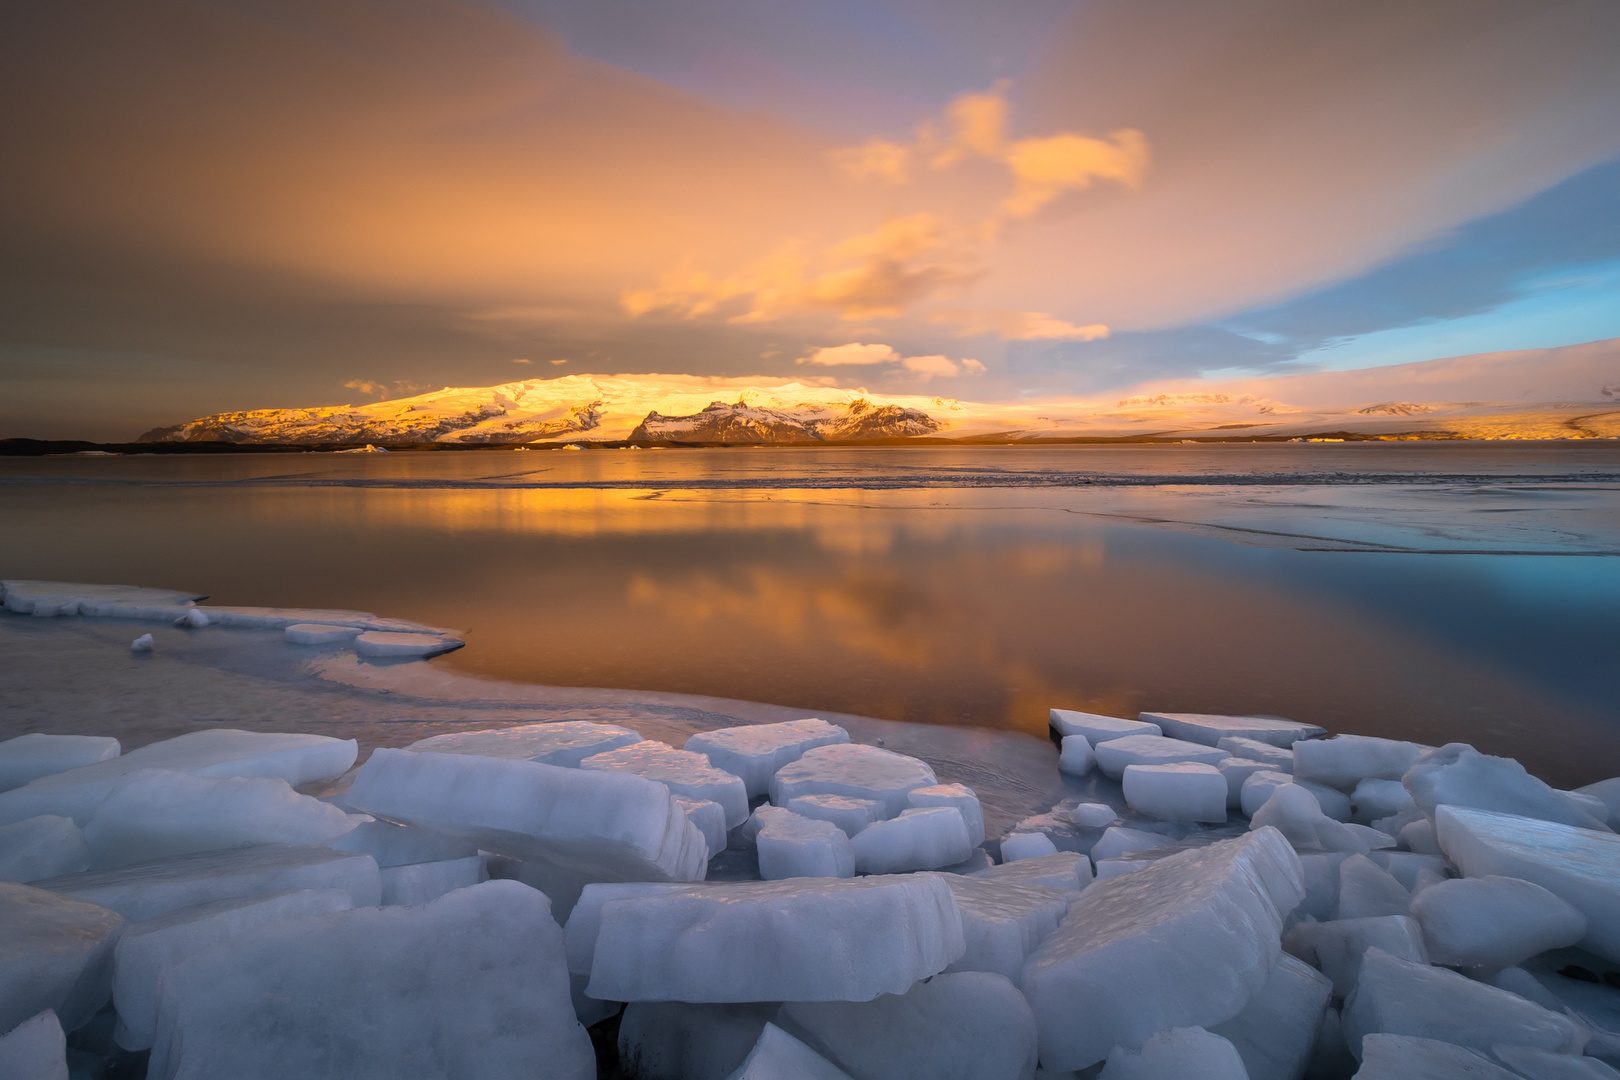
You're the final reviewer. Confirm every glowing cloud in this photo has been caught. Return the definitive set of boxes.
[343,379,388,398]
[900,355,985,379]
[928,83,1010,167]
[799,343,900,366]
[933,309,1111,341]
[1002,129,1150,217]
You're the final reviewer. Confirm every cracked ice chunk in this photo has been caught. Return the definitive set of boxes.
[1218,736,1295,773]
[131,633,153,652]
[673,796,726,859]
[1409,875,1586,969]
[1493,1045,1620,1080]
[1351,778,1415,825]
[1094,735,1227,780]
[970,852,1092,893]
[943,875,1071,982]
[1338,854,1411,919]
[407,721,643,767]
[1353,1034,1521,1079]
[1058,736,1095,777]
[1242,772,1351,821]
[728,1023,853,1080]
[1435,805,1620,962]
[1071,802,1119,828]
[1019,828,1304,1070]
[1292,735,1430,790]
[328,819,478,866]
[1123,763,1228,823]
[0,735,120,794]
[31,844,381,922]
[0,883,123,1035]
[346,748,708,885]
[1282,915,1427,998]
[1250,784,1370,854]
[582,742,749,828]
[617,1001,777,1080]
[1098,1026,1249,1080]
[1219,757,1275,810]
[1342,947,1586,1060]
[1142,712,1326,749]
[778,971,1038,1080]
[380,855,487,905]
[755,807,854,880]
[112,888,355,1050]
[685,720,850,798]
[0,1010,67,1080]
[852,808,971,874]
[1576,777,1620,829]
[0,730,358,826]
[351,629,461,658]
[1406,745,1611,831]
[81,770,356,869]
[0,817,87,883]
[786,794,880,838]
[145,880,593,1080]
[770,744,937,819]
[1000,832,1059,861]
[1049,709,1160,745]
[1210,952,1332,1080]
[581,875,965,1002]
[282,623,361,644]
[1092,826,1176,862]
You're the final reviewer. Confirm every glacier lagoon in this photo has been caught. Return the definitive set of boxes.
[2,442,1619,786]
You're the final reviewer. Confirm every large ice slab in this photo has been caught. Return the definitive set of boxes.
[582,741,750,828]
[1410,875,1586,969]
[616,1000,777,1080]
[851,808,972,874]
[30,843,381,922]
[770,744,937,818]
[0,730,358,826]
[1142,712,1326,749]
[1019,828,1304,1070]
[112,888,355,1050]
[1337,853,1411,919]
[1000,831,1059,861]
[907,784,986,847]
[755,807,854,880]
[778,971,1039,1080]
[970,851,1092,893]
[0,735,120,794]
[1493,1045,1620,1080]
[1209,952,1332,1080]
[0,1010,67,1080]
[578,875,965,1002]
[1352,1034,1521,1080]
[1342,947,1586,1060]
[352,630,462,658]
[943,875,1071,982]
[1122,763,1227,823]
[685,719,850,798]
[346,748,708,885]
[407,721,643,767]
[0,580,201,620]
[728,1023,853,1080]
[1435,805,1620,962]
[145,880,594,1080]
[1093,735,1228,780]
[81,770,355,869]
[1098,1027,1249,1080]
[1282,915,1427,998]
[788,794,883,837]
[1292,735,1430,790]
[674,796,727,859]
[1218,735,1295,773]
[1408,745,1611,831]
[1250,783,1371,854]
[1049,709,1160,745]
[0,817,88,883]
[0,883,123,1035]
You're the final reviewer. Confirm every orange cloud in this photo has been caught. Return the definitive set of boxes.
[799,342,899,366]
[928,82,1010,167]
[831,138,910,184]
[931,309,1111,341]
[1002,129,1150,217]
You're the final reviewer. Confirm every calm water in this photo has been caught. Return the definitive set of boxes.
[4,443,1619,786]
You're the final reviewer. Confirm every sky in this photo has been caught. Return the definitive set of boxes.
[2,0,1619,439]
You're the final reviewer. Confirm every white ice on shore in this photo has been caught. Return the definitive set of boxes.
[1282,915,1428,997]
[1058,736,1095,777]
[1208,952,1332,1080]
[1049,709,1160,745]
[0,882,124,1035]
[1351,778,1415,824]
[1019,828,1303,1070]
[1141,712,1326,748]
[1337,853,1411,919]
[282,623,362,645]
[1493,1044,1620,1080]
[0,1010,67,1080]
[970,851,1092,892]
[1093,735,1228,780]
[1409,875,1586,969]
[674,795,728,858]
[685,720,850,798]
[379,855,487,905]
[1341,947,1586,1060]
[1292,734,1430,790]
[145,880,594,1080]
[1000,832,1059,861]
[351,630,461,658]
[1407,745,1613,831]
[616,1001,778,1080]
[409,720,643,766]
[1070,802,1119,828]
[29,843,381,922]
[1218,757,1275,809]
[1249,783,1370,853]
[777,971,1039,1080]
[755,807,855,880]
[328,819,478,866]
[579,875,964,1002]
[1576,777,1620,829]
[0,734,120,794]
[1097,1026,1249,1080]
[905,784,986,847]
[111,888,355,1050]
[0,816,88,883]
[727,1023,853,1080]
[0,730,358,826]
[581,741,750,828]
[81,769,356,868]
[943,875,1071,982]
[1352,1034,1521,1080]
[770,744,937,818]
[786,794,882,837]
[1091,825,1171,862]
[1217,736,1295,773]
[1122,763,1228,823]
[346,748,708,885]
[1435,804,1620,962]
[850,807,972,874]
[130,633,154,652]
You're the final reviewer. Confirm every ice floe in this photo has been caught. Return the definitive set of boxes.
[0,734,120,793]
[1140,711,1327,748]
[407,720,643,766]
[686,719,850,798]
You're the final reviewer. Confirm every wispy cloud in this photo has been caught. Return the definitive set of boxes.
[796,341,984,379]
[343,379,388,398]
[933,309,1110,341]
